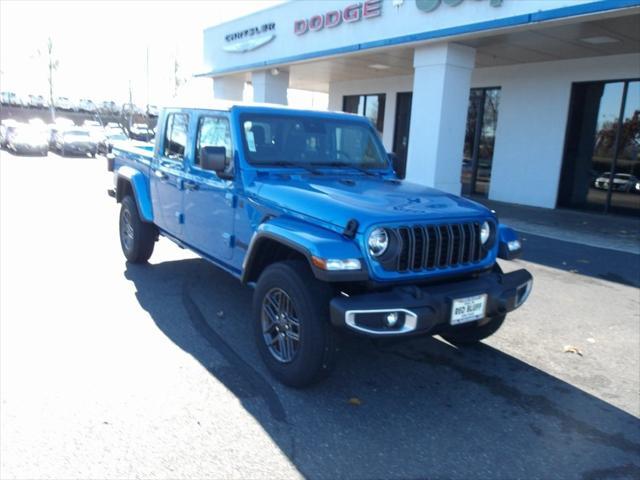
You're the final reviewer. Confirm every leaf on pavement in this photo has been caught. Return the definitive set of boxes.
[564,345,583,356]
[348,397,362,406]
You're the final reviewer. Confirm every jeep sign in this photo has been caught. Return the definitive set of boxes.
[416,0,503,13]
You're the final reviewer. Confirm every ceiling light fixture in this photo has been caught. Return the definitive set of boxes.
[369,63,390,70]
[580,36,620,45]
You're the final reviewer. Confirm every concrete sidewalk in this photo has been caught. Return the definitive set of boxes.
[474,197,640,255]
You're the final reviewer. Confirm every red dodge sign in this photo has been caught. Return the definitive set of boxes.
[294,0,382,35]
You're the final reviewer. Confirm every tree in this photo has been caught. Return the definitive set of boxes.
[173,49,187,98]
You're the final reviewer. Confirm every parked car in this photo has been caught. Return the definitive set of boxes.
[27,94,46,108]
[100,101,120,115]
[108,103,532,387]
[593,172,639,193]
[146,104,159,117]
[6,123,49,155]
[0,119,19,148]
[54,128,97,157]
[54,96,74,111]
[105,122,125,133]
[98,130,128,155]
[1,91,21,106]
[129,123,154,141]
[78,99,98,113]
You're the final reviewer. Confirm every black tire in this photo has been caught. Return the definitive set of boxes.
[253,260,336,387]
[440,314,506,346]
[119,195,156,263]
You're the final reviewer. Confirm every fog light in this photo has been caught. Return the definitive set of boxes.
[385,312,399,327]
[507,240,522,252]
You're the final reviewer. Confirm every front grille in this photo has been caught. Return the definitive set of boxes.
[391,222,487,272]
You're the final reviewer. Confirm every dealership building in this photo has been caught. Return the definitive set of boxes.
[200,0,640,215]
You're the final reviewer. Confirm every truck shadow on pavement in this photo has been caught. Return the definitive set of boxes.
[125,258,640,480]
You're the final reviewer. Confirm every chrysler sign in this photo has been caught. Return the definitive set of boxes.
[294,0,382,35]
[224,22,276,53]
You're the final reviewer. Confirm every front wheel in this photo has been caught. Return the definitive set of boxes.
[440,314,506,346]
[253,260,336,387]
[119,195,156,263]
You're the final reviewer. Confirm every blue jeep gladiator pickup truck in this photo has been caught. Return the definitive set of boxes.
[108,101,532,387]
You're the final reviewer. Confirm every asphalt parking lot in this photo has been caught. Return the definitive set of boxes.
[1,150,639,480]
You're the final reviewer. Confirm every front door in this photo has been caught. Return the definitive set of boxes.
[183,114,235,261]
[392,92,412,179]
[150,112,189,236]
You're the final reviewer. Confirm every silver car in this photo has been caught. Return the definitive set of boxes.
[594,173,639,193]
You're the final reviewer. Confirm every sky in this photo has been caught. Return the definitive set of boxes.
[0,0,284,106]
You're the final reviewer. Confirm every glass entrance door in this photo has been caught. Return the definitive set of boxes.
[392,92,412,179]
[461,87,501,196]
[559,80,639,215]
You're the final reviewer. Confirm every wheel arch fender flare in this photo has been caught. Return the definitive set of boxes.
[241,216,367,284]
[116,165,154,223]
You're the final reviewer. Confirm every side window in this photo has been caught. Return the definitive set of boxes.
[163,113,189,161]
[196,116,233,172]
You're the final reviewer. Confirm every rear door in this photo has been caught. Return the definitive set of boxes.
[150,112,189,236]
[183,113,236,260]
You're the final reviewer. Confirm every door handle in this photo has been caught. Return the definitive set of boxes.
[184,180,199,191]
[153,169,168,180]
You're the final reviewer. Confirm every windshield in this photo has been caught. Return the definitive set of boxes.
[108,133,127,141]
[65,130,90,139]
[240,114,389,169]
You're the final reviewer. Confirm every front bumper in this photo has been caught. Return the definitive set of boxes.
[330,268,532,337]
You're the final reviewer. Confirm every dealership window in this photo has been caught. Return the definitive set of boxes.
[343,94,386,132]
[558,79,639,216]
[461,87,501,197]
[163,113,189,161]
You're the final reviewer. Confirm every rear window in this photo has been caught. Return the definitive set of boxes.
[163,113,189,161]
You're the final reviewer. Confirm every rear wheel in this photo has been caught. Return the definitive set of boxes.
[119,195,156,263]
[440,314,506,346]
[253,260,336,387]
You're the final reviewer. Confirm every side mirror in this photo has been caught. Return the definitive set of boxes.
[201,146,227,174]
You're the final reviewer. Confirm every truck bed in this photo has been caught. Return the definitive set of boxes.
[112,141,154,176]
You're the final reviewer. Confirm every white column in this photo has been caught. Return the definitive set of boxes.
[252,69,289,105]
[405,43,475,194]
[212,76,244,101]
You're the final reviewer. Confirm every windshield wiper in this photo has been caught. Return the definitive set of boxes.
[312,161,381,177]
[259,161,323,175]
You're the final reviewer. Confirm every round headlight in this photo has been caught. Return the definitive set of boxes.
[368,228,389,257]
[480,221,491,245]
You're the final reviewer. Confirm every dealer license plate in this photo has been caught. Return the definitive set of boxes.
[450,294,487,325]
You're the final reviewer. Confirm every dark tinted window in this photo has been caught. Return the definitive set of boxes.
[163,113,189,160]
[343,94,386,132]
